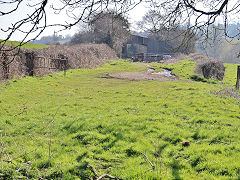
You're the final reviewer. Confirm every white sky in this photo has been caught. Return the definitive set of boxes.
[0,1,147,41]
[1,1,239,41]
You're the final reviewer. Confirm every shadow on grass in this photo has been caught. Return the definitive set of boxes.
[104,131,123,150]
[172,160,182,180]
[190,75,207,82]
[154,144,168,157]
[190,75,217,84]
[76,152,88,162]
[68,161,92,178]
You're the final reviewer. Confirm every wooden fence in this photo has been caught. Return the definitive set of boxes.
[26,55,68,76]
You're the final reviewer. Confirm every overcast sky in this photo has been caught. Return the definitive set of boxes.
[1,1,240,42]
[0,1,147,41]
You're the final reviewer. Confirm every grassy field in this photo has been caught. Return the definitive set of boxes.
[0,40,48,49]
[0,59,240,179]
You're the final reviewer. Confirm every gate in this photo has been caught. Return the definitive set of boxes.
[33,56,68,76]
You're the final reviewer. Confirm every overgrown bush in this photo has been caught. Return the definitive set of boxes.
[0,44,117,80]
[190,53,225,81]
[0,46,28,80]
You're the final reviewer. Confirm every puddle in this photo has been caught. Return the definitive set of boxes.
[149,68,176,78]
[147,68,155,73]
[100,67,179,82]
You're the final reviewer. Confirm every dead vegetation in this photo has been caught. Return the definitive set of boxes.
[0,46,26,80]
[161,53,189,64]
[0,44,116,80]
[212,86,240,101]
[190,53,225,81]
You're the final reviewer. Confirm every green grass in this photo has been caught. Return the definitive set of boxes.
[0,59,240,179]
[223,63,240,86]
[149,59,218,84]
[0,39,48,49]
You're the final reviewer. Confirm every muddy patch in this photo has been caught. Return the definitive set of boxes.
[101,68,180,82]
[150,69,176,78]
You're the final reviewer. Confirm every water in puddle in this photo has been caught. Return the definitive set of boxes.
[149,68,176,77]
[147,68,155,73]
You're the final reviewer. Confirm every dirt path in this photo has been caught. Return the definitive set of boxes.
[101,63,181,82]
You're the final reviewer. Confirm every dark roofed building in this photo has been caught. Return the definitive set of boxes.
[122,34,173,61]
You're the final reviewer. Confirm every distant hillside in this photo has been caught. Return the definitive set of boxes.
[227,23,240,38]
[0,40,48,49]
[196,39,240,64]
[30,34,71,45]
[218,40,240,64]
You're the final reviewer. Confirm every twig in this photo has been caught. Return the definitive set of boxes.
[96,174,122,180]
[89,164,99,178]
[124,108,129,114]
[41,106,63,169]
[11,148,37,161]
[44,138,65,167]
[88,164,122,180]
[15,161,31,173]
[209,140,230,145]
[141,152,155,171]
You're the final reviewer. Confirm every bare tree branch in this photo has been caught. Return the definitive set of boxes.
[183,0,229,15]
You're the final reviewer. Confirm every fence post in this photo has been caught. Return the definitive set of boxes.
[2,60,8,79]
[63,59,67,77]
[2,53,9,79]
[61,57,68,77]
[236,65,240,90]
[25,52,35,76]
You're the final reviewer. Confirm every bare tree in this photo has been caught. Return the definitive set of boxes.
[69,22,94,45]
[0,0,142,51]
[138,9,196,54]
[147,0,240,39]
[0,0,140,70]
[70,11,131,57]
[0,0,239,53]
[89,11,131,57]
[197,24,225,58]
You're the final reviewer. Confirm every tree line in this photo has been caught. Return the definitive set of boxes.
[1,0,239,60]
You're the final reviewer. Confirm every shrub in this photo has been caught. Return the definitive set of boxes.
[0,44,117,80]
[190,53,225,81]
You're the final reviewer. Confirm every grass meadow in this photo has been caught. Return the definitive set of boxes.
[0,59,240,179]
[0,40,48,49]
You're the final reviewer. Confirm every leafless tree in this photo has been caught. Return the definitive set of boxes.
[89,11,131,57]
[145,0,240,37]
[138,9,196,54]
[0,0,239,53]
[70,11,131,57]
[0,0,141,70]
[0,0,142,52]
[138,0,240,55]
[197,24,225,58]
